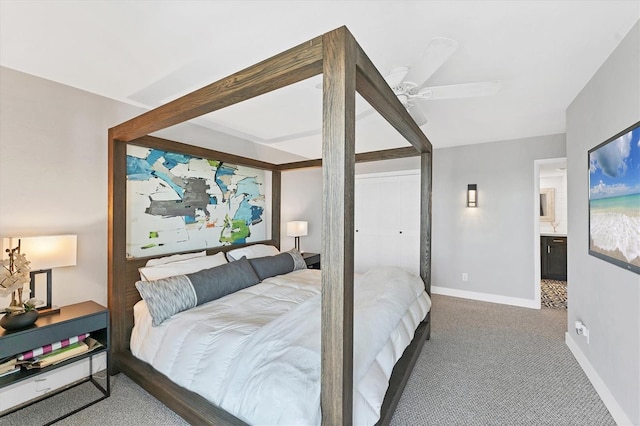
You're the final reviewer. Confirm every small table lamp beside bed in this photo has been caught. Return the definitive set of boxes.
[130,245,431,425]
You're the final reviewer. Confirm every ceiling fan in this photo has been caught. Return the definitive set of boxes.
[384,37,501,126]
[266,37,500,144]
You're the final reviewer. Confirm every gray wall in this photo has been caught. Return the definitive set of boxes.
[0,66,302,308]
[280,168,323,253]
[0,67,142,307]
[432,135,566,301]
[566,21,640,425]
[282,135,566,307]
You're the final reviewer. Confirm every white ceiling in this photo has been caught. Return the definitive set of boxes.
[1,1,638,160]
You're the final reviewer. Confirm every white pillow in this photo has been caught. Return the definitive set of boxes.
[139,252,228,281]
[226,244,280,261]
[144,250,206,267]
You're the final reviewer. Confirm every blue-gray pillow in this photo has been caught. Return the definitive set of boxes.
[136,256,260,326]
[248,249,307,281]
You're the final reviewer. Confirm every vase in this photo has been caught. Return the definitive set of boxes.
[0,310,39,331]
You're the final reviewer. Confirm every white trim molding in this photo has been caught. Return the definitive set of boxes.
[431,286,539,309]
[565,332,633,426]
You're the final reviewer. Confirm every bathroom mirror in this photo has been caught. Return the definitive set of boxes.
[540,188,555,222]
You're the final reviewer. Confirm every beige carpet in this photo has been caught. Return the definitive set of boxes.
[1,294,613,426]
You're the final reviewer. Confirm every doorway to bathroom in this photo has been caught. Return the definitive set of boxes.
[535,158,567,310]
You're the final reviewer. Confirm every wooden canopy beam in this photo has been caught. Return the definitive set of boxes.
[130,135,279,170]
[275,146,420,171]
[111,36,324,142]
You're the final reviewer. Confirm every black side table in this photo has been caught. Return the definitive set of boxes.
[0,301,110,423]
[302,252,321,269]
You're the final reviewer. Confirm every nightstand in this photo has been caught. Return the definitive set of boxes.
[302,252,321,269]
[0,301,110,422]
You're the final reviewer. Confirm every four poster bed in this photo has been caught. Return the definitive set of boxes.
[108,26,433,425]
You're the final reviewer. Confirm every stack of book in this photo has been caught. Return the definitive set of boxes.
[18,333,90,363]
[24,340,91,369]
[0,333,103,376]
[0,358,19,378]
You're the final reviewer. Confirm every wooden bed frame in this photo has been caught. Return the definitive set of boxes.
[108,26,432,425]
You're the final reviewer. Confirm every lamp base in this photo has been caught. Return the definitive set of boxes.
[37,306,60,317]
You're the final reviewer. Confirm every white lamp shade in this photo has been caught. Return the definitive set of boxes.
[286,221,308,237]
[3,235,77,270]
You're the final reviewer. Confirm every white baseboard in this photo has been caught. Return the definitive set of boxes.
[565,332,633,426]
[431,286,539,309]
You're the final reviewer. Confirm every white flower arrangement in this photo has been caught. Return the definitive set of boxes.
[0,246,42,314]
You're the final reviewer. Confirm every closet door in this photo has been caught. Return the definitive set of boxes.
[354,172,420,275]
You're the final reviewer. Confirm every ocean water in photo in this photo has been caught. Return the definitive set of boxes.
[590,193,640,263]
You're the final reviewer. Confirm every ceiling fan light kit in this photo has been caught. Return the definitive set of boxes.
[385,37,501,126]
[315,37,501,129]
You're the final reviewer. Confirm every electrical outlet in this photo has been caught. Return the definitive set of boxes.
[575,320,590,344]
[462,273,468,282]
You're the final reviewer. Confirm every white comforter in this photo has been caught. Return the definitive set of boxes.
[131,267,431,425]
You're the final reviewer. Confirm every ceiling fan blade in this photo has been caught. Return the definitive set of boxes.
[265,108,377,144]
[404,37,459,88]
[407,103,428,126]
[416,81,501,100]
[384,67,410,87]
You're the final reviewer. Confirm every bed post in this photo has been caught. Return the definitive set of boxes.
[420,151,433,339]
[271,170,281,249]
[321,26,356,426]
[107,130,128,365]
[419,151,432,295]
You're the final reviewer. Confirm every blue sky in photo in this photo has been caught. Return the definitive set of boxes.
[589,124,640,200]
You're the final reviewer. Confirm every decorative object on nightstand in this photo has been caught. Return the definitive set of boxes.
[287,221,308,253]
[0,308,39,331]
[0,240,41,330]
[2,235,77,316]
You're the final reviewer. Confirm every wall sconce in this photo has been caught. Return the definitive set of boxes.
[3,235,77,315]
[286,221,308,253]
[467,184,478,208]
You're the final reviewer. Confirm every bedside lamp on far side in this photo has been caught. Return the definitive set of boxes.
[286,221,308,253]
[3,235,77,316]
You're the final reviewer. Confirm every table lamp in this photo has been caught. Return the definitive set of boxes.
[286,221,308,253]
[3,235,77,316]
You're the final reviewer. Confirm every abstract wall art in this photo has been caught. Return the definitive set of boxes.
[126,145,269,258]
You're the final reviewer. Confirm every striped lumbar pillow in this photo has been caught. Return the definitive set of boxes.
[135,256,260,326]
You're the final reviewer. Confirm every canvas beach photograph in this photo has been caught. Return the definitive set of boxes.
[588,120,640,274]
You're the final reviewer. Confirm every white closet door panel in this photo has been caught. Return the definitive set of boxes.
[354,172,421,275]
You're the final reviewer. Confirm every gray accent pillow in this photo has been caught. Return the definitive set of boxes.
[135,257,261,326]
[186,256,260,303]
[248,249,307,281]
